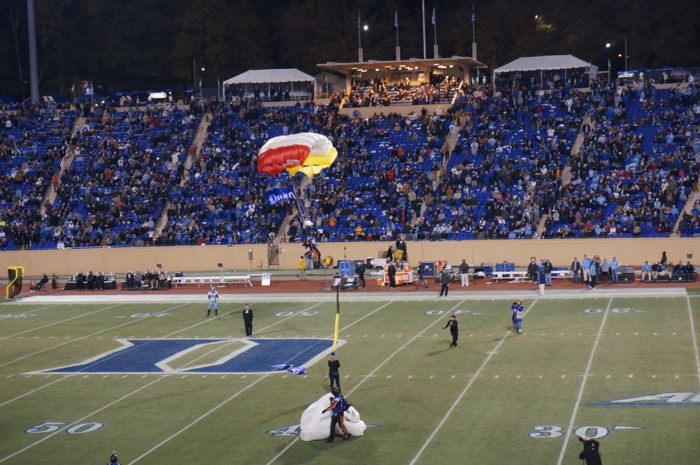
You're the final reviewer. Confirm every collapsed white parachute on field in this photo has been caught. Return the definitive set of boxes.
[298,392,367,441]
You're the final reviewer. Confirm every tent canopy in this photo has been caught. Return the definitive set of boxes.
[494,55,597,74]
[224,68,314,85]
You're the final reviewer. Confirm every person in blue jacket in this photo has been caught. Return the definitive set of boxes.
[581,254,592,285]
[511,300,524,334]
[609,256,620,283]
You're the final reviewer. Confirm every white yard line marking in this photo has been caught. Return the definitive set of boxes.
[266,300,467,465]
[0,377,164,463]
[555,298,612,465]
[407,300,538,465]
[0,301,332,461]
[686,296,700,388]
[130,300,396,464]
[2,303,124,339]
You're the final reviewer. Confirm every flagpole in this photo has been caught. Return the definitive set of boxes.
[395,8,400,60]
[357,9,363,62]
[432,6,438,58]
[471,3,477,61]
[421,0,426,59]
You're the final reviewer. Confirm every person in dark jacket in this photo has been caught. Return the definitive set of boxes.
[571,257,582,284]
[443,315,459,347]
[328,351,340,390]
[242,303,254,336]
[387,262,397,288]
[578,437,602,465]
[322,387,350,442]
[527,257,539,283]
[355,262,366,288]
[438,270,450,297]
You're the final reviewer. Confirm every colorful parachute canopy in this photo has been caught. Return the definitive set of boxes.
[257,133,337,178]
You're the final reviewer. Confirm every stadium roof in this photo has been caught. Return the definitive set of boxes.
[317,56,486,77]
[223,69,315,85]
[493,54,597,74]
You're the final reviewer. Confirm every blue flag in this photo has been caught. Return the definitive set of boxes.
[265,188,295,205]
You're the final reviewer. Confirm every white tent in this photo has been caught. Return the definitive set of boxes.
[223,68,315,85]
[223,68,315,101]
[493,54,598,89]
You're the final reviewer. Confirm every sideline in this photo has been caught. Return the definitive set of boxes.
[13,286,688,304]
[686,296,700,388]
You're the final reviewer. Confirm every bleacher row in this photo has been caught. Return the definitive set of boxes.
[0,80,698,251]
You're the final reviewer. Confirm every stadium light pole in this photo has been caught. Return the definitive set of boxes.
[26,0,40,103]
[357,9,363,62]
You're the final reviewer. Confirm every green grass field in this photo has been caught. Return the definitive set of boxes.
[1,290,699,465]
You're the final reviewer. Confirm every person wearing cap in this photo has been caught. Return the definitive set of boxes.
[109,451,119,464]
[206,284,219,317]
[578,437,602,465]
[328,352,341,390]
[242,303,253,336]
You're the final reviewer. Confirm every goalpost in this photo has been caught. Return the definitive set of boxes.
[6,266,24,300]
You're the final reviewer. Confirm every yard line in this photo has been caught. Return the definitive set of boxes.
[132,300,396,464]
[0,303,189,371]
[2,303,124,338]
[266,299,466,465]
[407,299,538,465]
[129,376,267,464]
[686,296,700,388]
[555,297,612,465]
[0,376,165,463]
[0,301,325,460]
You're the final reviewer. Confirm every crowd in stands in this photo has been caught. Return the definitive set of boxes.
[341,75,462,107]
[0,72,698,251]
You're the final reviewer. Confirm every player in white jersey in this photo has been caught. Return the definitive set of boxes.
[206,285,219,317]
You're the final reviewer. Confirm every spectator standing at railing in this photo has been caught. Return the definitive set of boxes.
[459,259,470,287]
[571,257,581,284]
[588,257,599,289]
[609,257,620,283]
[581,255,592,286]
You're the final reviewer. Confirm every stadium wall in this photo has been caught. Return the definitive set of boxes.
[1,238,699,278]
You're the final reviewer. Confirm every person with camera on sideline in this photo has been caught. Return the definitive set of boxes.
[578,436,602,465]
[511,300,524,334]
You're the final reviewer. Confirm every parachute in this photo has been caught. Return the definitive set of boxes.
[258,133,337,237]
[257,133,337,178]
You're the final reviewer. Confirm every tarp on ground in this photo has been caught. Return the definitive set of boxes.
[223,68,315,85]
[493,54,598,74]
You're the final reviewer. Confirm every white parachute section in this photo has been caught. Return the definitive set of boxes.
[299,392,367,441]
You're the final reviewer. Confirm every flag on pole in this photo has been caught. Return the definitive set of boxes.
[431,6,436,25]
[471,4,475,23]
[357,9,360,28]
[70,83,75,93]
[394,8,398,28]
[607,59,611,70]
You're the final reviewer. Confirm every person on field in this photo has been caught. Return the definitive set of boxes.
[206,285,219,317]
[322,387,350,442]
[443,315,459,347]
[511,300,524,334]
[242,303,253,336]
[328,351,341,390]
[578,437,603,465]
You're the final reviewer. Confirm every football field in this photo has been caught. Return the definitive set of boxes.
[1,289,699,465]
